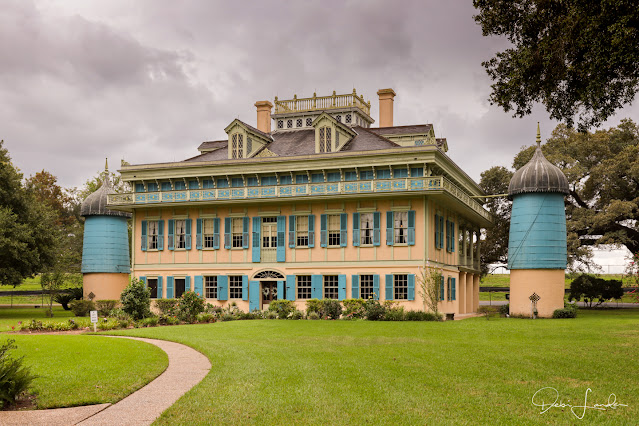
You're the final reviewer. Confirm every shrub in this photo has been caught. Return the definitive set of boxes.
[120,278,151,320]
[96,300,119,317]
[499,304,510,316]
[206,303,223,314]
[220,313,235,322]
[68,319,79,330]
[265,311,278,320]
[307,311,320,320]
[139,316,159,327]
[108,308,131,321]
[196,313,216,323]
[342,299,366,319]
[118,319,132,328]
[382,301,404,321]
[569,274,624,307]
[177,291,206,323]
[322,299,343,319]
[268,300,296,319]
[305,299,323,315]
[155,299,179,316]
[364,299,386,321]
[69,300,95,317]
[553,302,578,319]
[238,311,261,320]
[477,305,494,320]
[403,311,441,321]
[290,309,304,320]
[0,339,37,408]
[98,318,119,330]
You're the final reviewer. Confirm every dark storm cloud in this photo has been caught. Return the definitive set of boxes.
[1,0,637,190]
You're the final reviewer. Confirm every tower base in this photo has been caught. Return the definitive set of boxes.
[83,273,130,301]
[509,269,564,318]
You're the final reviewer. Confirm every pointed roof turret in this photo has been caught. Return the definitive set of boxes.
[80,159,132,218]
[508,123,569,199]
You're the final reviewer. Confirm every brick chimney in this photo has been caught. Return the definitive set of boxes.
[255,101,273,133]
[377,88,396,127]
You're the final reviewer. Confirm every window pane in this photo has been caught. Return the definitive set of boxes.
[296,276,312,299]
[205,276,218,299]
[323,275,339,299]
[394,274,408,300]
[360,275,374,300]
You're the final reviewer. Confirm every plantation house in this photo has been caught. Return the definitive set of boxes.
[106,89,492,315]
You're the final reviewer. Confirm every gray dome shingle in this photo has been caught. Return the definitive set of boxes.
[80,169,132,218]
[508,125,569,199]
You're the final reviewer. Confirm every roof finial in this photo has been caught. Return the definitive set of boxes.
[536,122,541,147]
[105,157,108,172]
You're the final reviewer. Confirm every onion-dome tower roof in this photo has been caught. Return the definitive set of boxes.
[508,123,569,199]
[80,159,132,218]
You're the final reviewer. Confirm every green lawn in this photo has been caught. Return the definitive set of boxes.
[0,307,79,330]
[7,335,168,409]
[102,310,639,424]
[0,277,43,292]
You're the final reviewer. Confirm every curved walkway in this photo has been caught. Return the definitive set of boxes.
[1,336,211,426]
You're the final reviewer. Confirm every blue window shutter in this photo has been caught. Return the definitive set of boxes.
[311,275,323,299]
[252,217,261,262]
[338,275,346,300]
[242,275,249,301]
[286,275,296,301]
[340,213,347,247]
[277,215,286,262]
[141,221,147,251]
[224,218,231,249]
[218,275,228,301]
[194,275,203,297]
[243,217,250,248]
[452,277,456,301]
[196,218,202,250]
[451,221,455,252]
[373,275,380,300]
[408,274,415,301]
[320,214,327,247]
[157,276,163,299]
[434,214,440,249]
[158,220,164,251]
[185,219,192,250]
[277,280,284,300]
[440,216,445,249]
[140,276,146,285]
[447,277,451,301]
[289,215,296,248]
[249,281,260,311]
[351,275,359,299]
[308,215,315,247]
[185,276,191,294]
[168,219,175,250]
[440,276,445,301]
[167,276,174,299]
[373,212,381,246]
[352,213,360,247]
[408,210,415,246]
[385,275,394,301]
[213,218,220,249]
[386,211,394,245]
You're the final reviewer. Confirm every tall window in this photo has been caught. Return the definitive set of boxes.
[262,216,277,248]
[175,278,186,298]
[147,278,158,299]
[328,214,341,247]
[296,216,309,247]
[232,134,244,159]
[229,276,243,299]
[361,213,374,245]
[148,220,159,250]
[319,127,332,152]
[394,274,408,300]
[232,218,244,248]
[324,275,339,299]
[203,219,215,248]
[205,276,217,299]
[297,275,312,299]
[394,211,408,244]
[360,275,374,300]
[175,219,186,249]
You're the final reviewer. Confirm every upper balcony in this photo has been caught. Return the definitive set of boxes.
[274,90,371,116]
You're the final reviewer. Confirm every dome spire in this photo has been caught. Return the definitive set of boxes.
[536,122,541,147]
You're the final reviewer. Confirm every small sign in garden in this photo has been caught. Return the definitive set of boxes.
[90,310,98,332]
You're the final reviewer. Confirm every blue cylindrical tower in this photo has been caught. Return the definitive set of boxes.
[507,124,569,317]
[81,161,132,300]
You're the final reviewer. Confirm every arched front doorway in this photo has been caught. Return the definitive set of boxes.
[251,270,285,310]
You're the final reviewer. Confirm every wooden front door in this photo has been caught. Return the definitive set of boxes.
[261,281,278,306]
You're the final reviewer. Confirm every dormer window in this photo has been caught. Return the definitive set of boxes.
[287,119,293,128]
[277,120,283,129]
[247,137,252,155]
[306,117,312,127]
[296,118,302,127]
[319,127,332,153]
[232,134,244,159]
[335,115,342,123]
[346,114,352,124]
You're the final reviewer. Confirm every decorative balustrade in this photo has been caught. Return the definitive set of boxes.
[108,176,492,222]
[274,91,371,115]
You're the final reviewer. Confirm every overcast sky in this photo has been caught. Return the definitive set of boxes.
[1,1,636,180]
